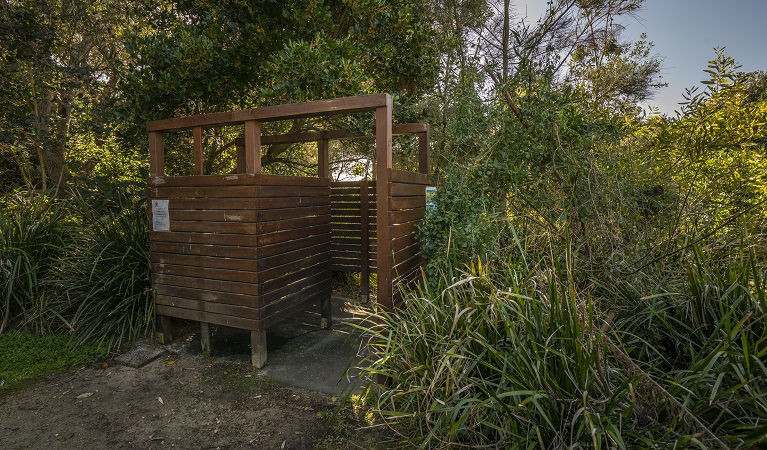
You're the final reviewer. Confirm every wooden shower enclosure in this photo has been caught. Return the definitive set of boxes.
[146,94,430,367]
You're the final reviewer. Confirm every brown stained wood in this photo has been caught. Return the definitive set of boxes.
[149,132,164,176]
[418,129,430,175]
[150,241,259,259]
[390,253,423,282]
[318,139,329,178]
[390,219,420,239]
[156,294,260,320]
[162,198,255,210]
[156,304,260,331]
[258,223,330,246]
[257,242,329,272]
[258,250,330,281]
[244,120,261,174]
[252,330,267,368]
[257,215,330,234]
[149,174,256,187]
[155,284,257,307]
[257,205,331,222]
[331,180,377,187]
[259,270,331,305]
[169,221,258,234]
[257,185,330,198]
[193,126,203,175]
[391,233,418,253]
[146,94,390,132]
[259,232,331,258]
[236,143,245,173]
[390,207,425,225]
[259,286,333,329]
[331,223,376,232]
[150,231,258,247]
[151,252,259,272]
[391,242,421,267]
[152,263,258,283]
[156,314,174,344]
[259,260,330,293]
[375,99,393,309]
[255,174,330,187]
[168,209,257,223]
[389,182,428,197]
[389,196,425,210]
[388,169,430,185]
[150,186,257,199]
[255,195,329,210]
[152,274,258,295]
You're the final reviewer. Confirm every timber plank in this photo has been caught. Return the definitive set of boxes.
[152,274,257,295]
[258,204,331,222]
[155,285,256,308]
[259,233,330,258]
[390,219,420,239]
[260,260,330,293]
[169,221,258,234]
[156,295,259,319]
[255,196,329,209]
[258,250,330,281]
[259,286,332,329]
[257,242,329,271]
[149,174,256,187]
[259,269,331,305]
[156,304,260,331]
[150,242,259,259]
[169,209,257,222]
[152,263,258,283]
[164,198,255,210]
[151,252,258,271]
[390,207,425,225]
[388,169,430,185]
[258,223,330,246]
[150,231,257,246]
[257,215,330,234]
[389,196,425,210]
[389,182,427,197]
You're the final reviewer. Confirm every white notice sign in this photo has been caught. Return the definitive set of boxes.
[152,199,170,231]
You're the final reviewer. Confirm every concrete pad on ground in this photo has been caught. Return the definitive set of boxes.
[165,296,373,396]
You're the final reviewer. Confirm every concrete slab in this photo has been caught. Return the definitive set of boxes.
[115,343,167,368]
[164,296,373,395]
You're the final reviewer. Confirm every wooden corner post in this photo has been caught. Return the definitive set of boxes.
[244,120,262,174]
[418,126,430,175]
[149,132,164,176]
[375,95,393,309]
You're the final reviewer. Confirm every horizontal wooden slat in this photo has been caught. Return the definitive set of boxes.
[157,294,259,319]
[152,263,258,283]
[256,196,329,210]
[258,204,330,222]
[156,304,260,330]
[150,231,257,246]
[391,233,418,253]
[150,242,258,259]
[259,232,330,258]
[152,274,257,295]
[391,252,423,280]
[391,241,421,266]
[390,196,425,210]
[155,285,256,307]
[389,169,430,185]
[257,242,328,271]
[150,173,329,188]
[152,252,258,271]
[389,219,420,239]
[259,251,330,282]
[169,209,257,222]
[255,174,330,187]
[259,269,331,305]
[257,185,330,198]
[163,198,255,210]
[150,185,330,199]
[260,286,332,328]
[389,182,427,197]
[147,93,390,132]
[169,221,258,234]
[258,223,330,246]
[257,215,330,234]
[260,260,331,293]
[390,207,425,225]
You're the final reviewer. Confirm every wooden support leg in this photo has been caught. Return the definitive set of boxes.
[156,315,173,345]
[320,296,332,329]
[200,322,211,355]
[251,330,267,368]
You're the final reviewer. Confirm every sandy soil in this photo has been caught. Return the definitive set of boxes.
[0,351,385,450]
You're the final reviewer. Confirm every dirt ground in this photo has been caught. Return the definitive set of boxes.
[0,349,392,450]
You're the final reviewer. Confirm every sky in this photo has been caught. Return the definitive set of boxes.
[518,0,767,115]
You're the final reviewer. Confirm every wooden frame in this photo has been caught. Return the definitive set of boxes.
[146,94,430,367]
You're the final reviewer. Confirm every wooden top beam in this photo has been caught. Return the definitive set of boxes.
[234,123,428,146]
[146,94,391,133]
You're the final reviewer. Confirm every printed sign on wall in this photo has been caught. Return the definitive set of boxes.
[152,199,170,231]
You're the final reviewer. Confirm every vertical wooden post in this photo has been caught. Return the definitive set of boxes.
[320,297,332,329]
[251,330,267,368]
[418,127,430,175]
[360,179,370,303]
[375,96,393,309]
[149,132,164,176]
[244,120,262,174]
[200,322,211,354]
[235,143,246,173]
[193,126,204,175]
[318,139,329,178]
[156,315,173,345]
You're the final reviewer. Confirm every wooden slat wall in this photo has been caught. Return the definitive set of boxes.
[388,169,430,306]
[149,174,331,331]
[330,180,377,272]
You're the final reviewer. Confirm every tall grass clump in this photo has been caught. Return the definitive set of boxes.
[359,253,638,449]
[0,193,72,334]
[53,193,152,350]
